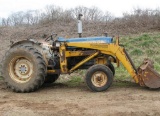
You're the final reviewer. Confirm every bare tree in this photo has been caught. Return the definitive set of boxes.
[102,11,114,22]
[72,6,105,22]
[23,10,40,25]
[9,11,25,26]
[72,6,89,20]
[87,6,103,21]
[61,9,74,23]
[45,5,63,21]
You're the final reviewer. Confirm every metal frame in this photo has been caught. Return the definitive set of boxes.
[47,38,139,84]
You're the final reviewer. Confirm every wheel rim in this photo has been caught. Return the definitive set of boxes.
[9,57,33,83]
[91,71,108,87]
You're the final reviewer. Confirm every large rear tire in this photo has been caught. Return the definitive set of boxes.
[1,46,46,93]
[85,64,113,92]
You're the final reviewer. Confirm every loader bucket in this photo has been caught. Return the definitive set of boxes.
[138,59,160,89]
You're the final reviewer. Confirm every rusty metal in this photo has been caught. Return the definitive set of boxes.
[138,59,160,89]
[95,57,107,65]
[124,49,137,74]
[47,69,60,74]
[65,50,96,57]
[59,43,68,73]
[9,56,33,83]
[91,71,108,87]
[69,51,99,73]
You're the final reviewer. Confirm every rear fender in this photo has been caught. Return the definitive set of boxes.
[108,55,119,67]
[10,40,48,65]
[11,40,41,49]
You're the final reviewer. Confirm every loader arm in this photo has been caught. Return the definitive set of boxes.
[66,42,139,83]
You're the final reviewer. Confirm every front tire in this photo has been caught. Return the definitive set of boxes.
[1,46,46,93]
[85,64,113,92]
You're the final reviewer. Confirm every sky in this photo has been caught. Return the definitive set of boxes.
[0,0,160,18]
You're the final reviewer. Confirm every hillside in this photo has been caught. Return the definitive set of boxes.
[0,24,160,80]
[1,33,160,115]
[115,33,160,81]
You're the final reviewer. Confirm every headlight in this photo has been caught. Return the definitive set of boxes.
[56,42,60,47]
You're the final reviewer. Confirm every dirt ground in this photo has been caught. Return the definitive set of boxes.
[0,80,160,116]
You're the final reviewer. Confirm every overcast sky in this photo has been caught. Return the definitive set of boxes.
[0,0,160,18]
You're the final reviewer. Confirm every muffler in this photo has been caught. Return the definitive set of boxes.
[138,59,160,89]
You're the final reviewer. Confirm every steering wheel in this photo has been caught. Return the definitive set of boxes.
[45,33,57,42]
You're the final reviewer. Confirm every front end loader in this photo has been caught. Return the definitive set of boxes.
[1,14,160,92]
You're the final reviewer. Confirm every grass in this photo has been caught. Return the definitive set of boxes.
[64,32,160,87]
[130,48,144,55]
[116,32,160,80]
[57,70,85,87]
[61,75,84,87]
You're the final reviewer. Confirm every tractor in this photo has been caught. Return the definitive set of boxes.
[1,14,160,93]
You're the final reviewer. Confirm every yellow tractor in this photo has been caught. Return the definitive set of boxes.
[1,14,160,92]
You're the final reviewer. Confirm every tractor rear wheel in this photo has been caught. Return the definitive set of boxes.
[85,64,113,92]
[1,46,46,93]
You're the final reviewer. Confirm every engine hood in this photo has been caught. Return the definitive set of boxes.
[57,36,113,43]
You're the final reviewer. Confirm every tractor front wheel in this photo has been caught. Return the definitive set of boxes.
[85,64,113,92]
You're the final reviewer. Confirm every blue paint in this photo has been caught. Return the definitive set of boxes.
[57,36,113,43]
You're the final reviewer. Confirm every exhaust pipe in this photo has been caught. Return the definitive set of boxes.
[78,14,83,38]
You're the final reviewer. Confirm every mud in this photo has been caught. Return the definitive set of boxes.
[0,80,160,116]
